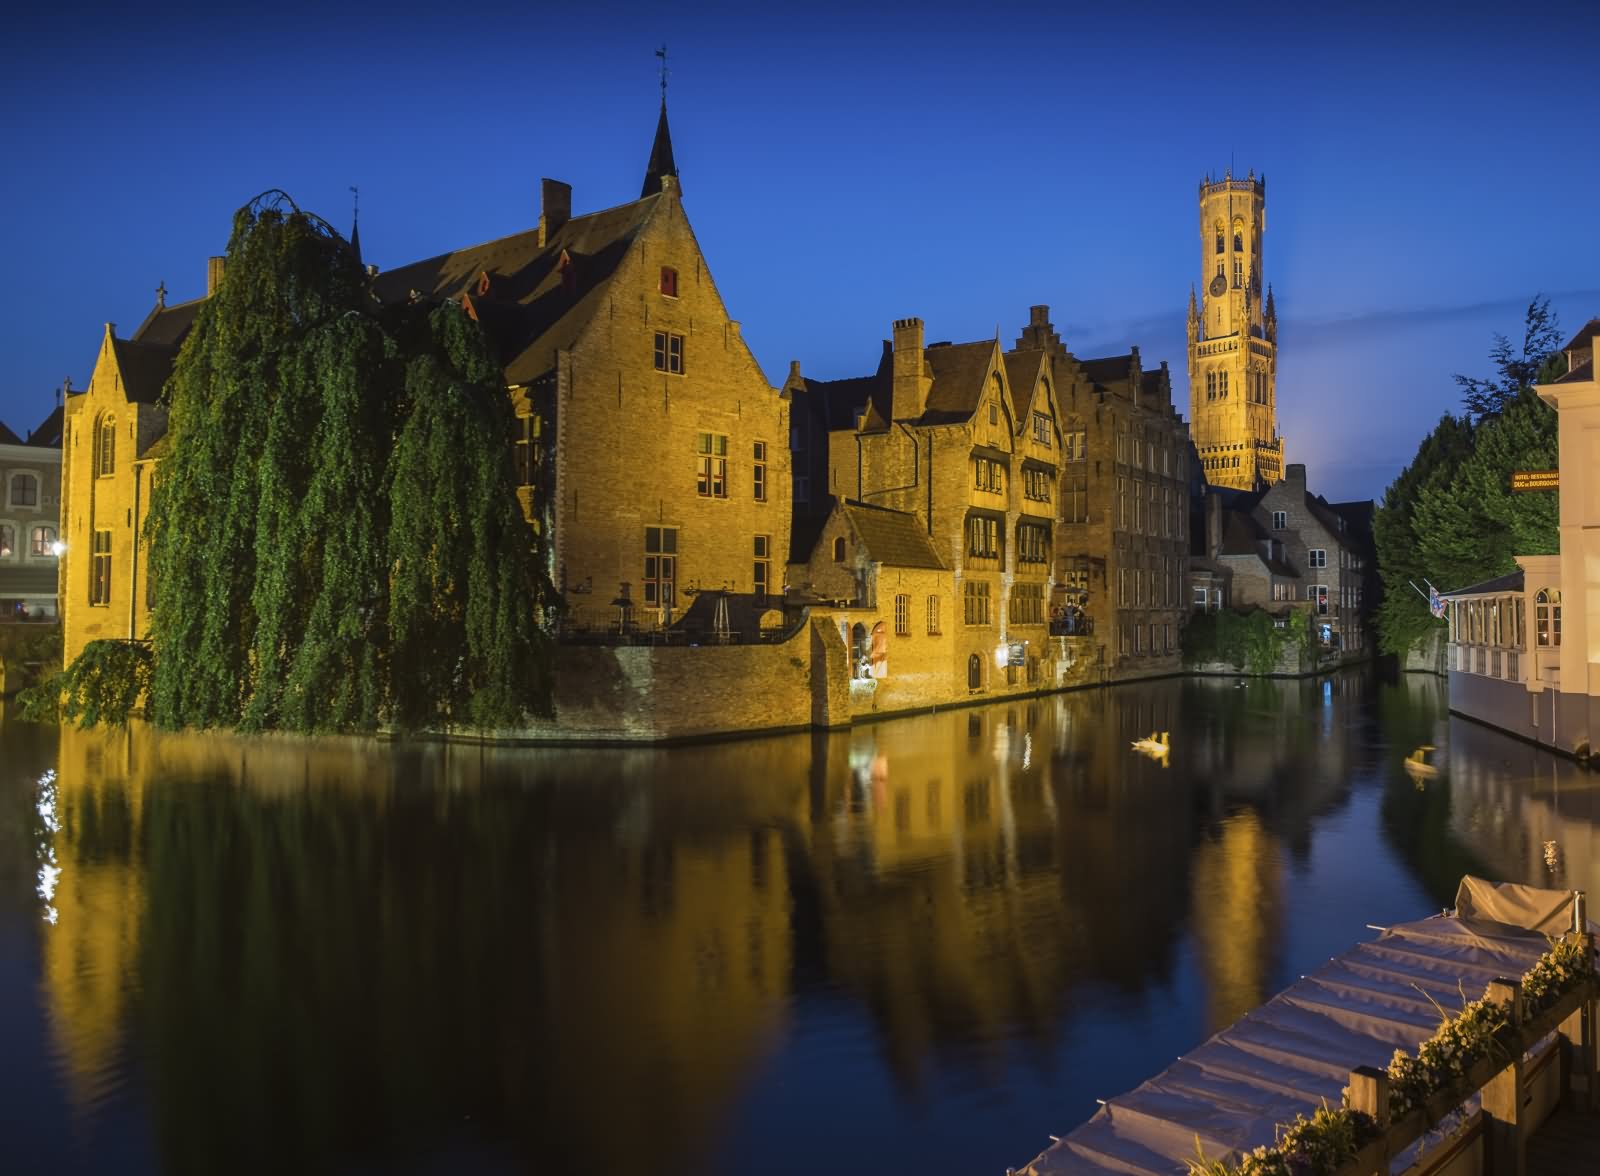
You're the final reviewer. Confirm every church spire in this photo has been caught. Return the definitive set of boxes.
[640,46,680,198]
[348,185,362,266]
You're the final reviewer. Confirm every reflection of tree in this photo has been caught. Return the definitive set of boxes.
[45,725,804,1176]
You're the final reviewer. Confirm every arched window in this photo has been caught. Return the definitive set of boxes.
[1535,588,1561,646]
[851,622,869,678]
[96,415,116,477]
[833,536,846,563]
[1233,257,1243,288]
[967,653,982,690]
[9,472,38,508]
[870,621,888,678]
[1214,223,1224,254]
[1233,223,1244,253]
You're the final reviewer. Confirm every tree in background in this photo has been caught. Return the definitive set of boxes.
[135,191,554,733]
[1455,296,1566,423]
[1375,299,1566,657]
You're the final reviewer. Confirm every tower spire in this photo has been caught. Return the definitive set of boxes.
[640,47,680,198]
[348,185,362,265]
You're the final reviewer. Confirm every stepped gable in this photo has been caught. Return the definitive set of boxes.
[841,501,944,569]
[371,194,661,385]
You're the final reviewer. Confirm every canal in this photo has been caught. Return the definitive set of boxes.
[1,669,1595,1175]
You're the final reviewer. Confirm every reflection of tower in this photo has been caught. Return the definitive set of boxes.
[1188,809,1284,1032]
[1186,169,1283,490]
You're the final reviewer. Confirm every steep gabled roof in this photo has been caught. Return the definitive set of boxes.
[640,101,679,198]
[842,501,944,570]
[25,405,63,447]
[1559,318,1599,356]
[923,340,996,421]
[1003,349,1046,420]
[132,297,204,347]
[111,337,181,404]
[372,194,661,385]
[0,421,22,446]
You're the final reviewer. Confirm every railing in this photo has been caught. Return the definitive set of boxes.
[1338,955,1597,1176]
[1049,614,1094,637]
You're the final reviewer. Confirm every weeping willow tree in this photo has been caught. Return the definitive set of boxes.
[140,191,554,733]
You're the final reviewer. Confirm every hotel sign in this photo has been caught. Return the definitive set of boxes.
[1510,469,1559,492]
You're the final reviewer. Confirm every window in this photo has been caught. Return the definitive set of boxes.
[96,415,116,477]
[1032,413,1052,445]
[1206,371,1216,400]
[0,524,12,557]
[973,457,1004,493]
[966,515,999,559]
[653,330,685,374]
[1215,224,1225,254]
[31,526,56,556]
[696,433,728,497]
[1117,477,1127,528]
[1062,476,1087,523]
[659,266,678,297]
[1272,510,1286,530]
[894,593,910,636]
[753,441,767,501]
[1065,429,1086,461]
[90,529,112,605]
[1233,228,1244,253]
[643,527,677,609]
[515,413,539,486]
[1312,584,1330,615]
[9,472,38,507]
[753,535,770,600]
[963,580,992,625]
[793,473,809,504]
[1308,548,1327,568]
[989,402,998,426]
[1018,522,1049,564]
[926,595,941,635]
[1011,582,1044,625]
[833,536,846,563]
[1535,588,1561,646]
[1219,371,1229,397]
[1233,258,1243,288]
[1023,467,1051,502]
[968,653,983,690]
[1193,585,1209,610]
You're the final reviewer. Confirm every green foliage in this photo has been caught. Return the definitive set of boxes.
[1182,609,1309,676]
[1376,300,1565,659]
[141,191,556,734]
[24,640,154,728]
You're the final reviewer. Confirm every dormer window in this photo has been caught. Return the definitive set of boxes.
[660,266,678,297]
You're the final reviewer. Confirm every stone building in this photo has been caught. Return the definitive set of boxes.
[60,99,791,666]
[1186,170,1284,490]
[1192,465,1372,657]
[1015,306,1191,679]
[0,405,64,618]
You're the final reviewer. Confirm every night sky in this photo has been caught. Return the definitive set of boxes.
[3,0,1595,503]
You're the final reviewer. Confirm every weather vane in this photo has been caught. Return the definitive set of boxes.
[350,185,359,222]
[656,44,669,102]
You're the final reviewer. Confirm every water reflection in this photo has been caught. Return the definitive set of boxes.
[3,669,1598,1175]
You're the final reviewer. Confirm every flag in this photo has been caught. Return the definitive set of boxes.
[1428,583,1446,619]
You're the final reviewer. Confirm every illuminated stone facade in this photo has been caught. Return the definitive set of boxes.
[1186,171,1283,490]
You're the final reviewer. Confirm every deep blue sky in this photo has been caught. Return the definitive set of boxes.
[3,1,1595,502]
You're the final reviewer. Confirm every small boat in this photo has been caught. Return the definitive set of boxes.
[1403,745,1440,780]
[1131,731,1170,755]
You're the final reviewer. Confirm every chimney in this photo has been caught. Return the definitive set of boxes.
[891,317,930,421]
[1206,490,1223,559]
[1285,462,1306,488]
[206,256,226,296]
[538,178,572,247]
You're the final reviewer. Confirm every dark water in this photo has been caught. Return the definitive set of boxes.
[2,670,1596,1175]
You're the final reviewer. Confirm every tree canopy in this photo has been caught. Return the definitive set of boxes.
[135,191,555,733]
[1375,299,1565,657]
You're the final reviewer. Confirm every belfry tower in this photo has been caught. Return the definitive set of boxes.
[1186,169,1282,489]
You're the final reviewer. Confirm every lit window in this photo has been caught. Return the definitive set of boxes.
[1032,413,1052,445]
[0,524,12,557]
[695,433,728,498]
[31,526,56,556]
[1018,522,1049,564]
[653,331,685,374]
[963,581,992,626]
[1535,588,1561,647]
[659,266,678,297]
[966,515,999,559]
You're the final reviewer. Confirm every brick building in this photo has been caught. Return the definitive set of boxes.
[0,405,64,618]
[1014,306,1191,679]
[60,99,791,666]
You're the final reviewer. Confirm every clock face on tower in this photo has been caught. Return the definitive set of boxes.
[1209,273,1227,297]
